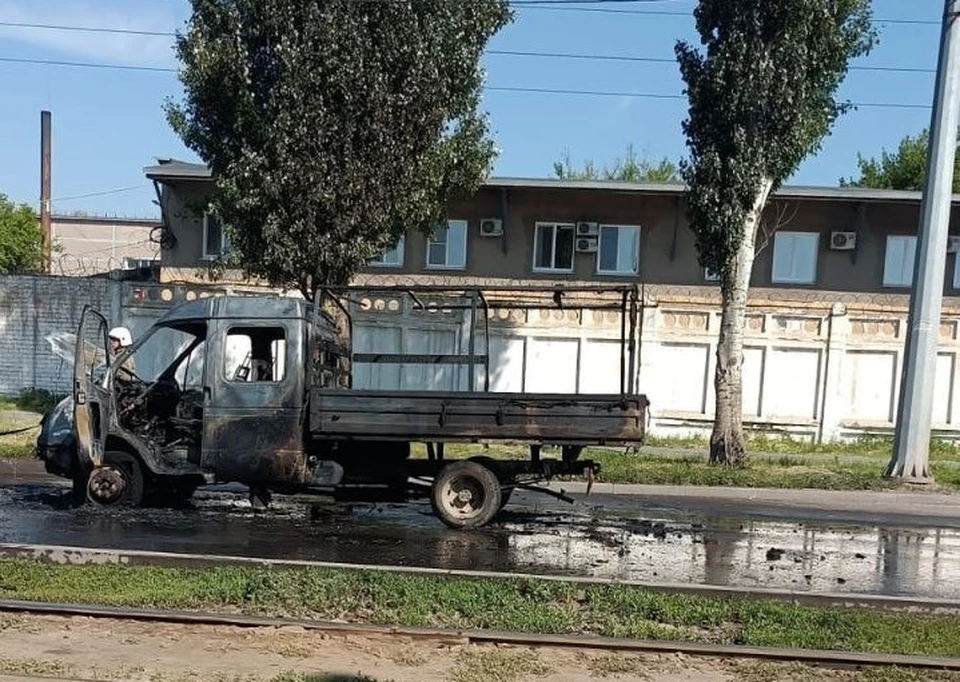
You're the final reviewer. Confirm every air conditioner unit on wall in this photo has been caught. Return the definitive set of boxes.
[576,221,599,237]
[830,231,857,251]
[479,218,503,237]
[948,236,960,254]
[576,236,598,253]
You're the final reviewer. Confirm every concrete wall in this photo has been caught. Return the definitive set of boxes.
[6,275,960,442]
[0,275,121,396]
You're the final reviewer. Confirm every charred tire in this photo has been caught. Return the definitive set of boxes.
[467,456,514,511]
[431,460,501,529]
[499,485,514,510]
[86,451,145,508]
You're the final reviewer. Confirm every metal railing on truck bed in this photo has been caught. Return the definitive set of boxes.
[313,284,645,398]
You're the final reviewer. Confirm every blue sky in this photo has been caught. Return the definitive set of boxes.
[0,0,941,218]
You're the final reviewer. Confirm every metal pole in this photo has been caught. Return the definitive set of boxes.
[468,291,477,392]
[888,0,960,481]
[40,110,52,274]
[627,286,638,395]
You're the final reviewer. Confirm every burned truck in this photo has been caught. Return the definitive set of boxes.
[37,286,649,528]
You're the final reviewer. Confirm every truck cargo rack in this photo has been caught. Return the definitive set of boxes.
[314,284,643,397]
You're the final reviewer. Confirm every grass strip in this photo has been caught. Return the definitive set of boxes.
[1,558,959,659]
[590,451,960,491]
[411,443,960,491]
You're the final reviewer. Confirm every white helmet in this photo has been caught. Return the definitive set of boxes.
[108,326,133,348]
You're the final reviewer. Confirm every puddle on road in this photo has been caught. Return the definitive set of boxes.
[1,482,958,600]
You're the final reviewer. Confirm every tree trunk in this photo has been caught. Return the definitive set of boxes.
[710,179,773,466]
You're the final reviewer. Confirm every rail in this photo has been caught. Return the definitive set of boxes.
[1,599,957,672]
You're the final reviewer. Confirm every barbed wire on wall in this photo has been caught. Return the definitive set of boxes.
[53,239,161,277]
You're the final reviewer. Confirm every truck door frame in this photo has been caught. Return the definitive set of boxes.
[73,306,113,469]
[201,315,307,485]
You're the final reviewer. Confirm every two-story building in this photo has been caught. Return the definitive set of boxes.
[143,158,960,442]
[51,214,161,277]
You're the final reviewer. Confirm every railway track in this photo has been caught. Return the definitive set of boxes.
[0,598,958,673]
[2,541,960,614]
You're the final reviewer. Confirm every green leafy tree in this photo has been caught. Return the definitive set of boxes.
[840,129,960,191]
[0,194,42,274]
[675,0,876,465]
[553,144,680,182]
[167,0,511,297]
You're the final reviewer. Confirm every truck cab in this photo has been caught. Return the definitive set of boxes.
[49,296,329,507]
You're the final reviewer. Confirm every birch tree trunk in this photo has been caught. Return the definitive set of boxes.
[710,179,773,465]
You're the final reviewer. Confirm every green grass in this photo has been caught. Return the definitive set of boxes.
[0,388,61,460]
[1,559,960,659]
[589,451,901,490]
[732,662,960,682]
[411,443,960,491]
[0,402,40,460]
[590,451,960,491]
[643,432,960,463]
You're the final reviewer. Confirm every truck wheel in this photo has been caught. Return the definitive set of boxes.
[431,460,501,529]
[86,451,145,508]
[499,484,514,510]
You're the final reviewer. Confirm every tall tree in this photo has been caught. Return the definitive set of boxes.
[553,144,680,182]
[167,0,511,298]
[841,129,960,192]
[0,193,42,275]
[676,0,876,465]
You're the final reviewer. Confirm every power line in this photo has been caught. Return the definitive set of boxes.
[0,56,932,109]
[486,49,935,74]
[0,7,939,39]
[0,22,935,75]
[515,4,940,24]
[0,56,176,72]
[486,85,933,109]
[52,186,147,202]
[0,21,176,37]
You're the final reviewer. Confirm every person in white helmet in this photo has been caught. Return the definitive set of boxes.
[108,326,137,380]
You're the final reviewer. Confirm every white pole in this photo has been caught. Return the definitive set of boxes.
[889,0,960,480]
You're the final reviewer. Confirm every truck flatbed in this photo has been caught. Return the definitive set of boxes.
[310,389,647,444]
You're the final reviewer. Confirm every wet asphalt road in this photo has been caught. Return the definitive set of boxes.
[1,462,959,600]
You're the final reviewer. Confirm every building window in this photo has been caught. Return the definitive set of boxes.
[771,231,819,284]
[597,225,641,275]
[884,235,917,288]
[954,252,960,289]
[202,213,231,260]
[426,219,467,269]
[371,236,405,267]
[533,222,575,272]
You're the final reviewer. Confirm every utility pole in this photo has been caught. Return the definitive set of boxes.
[888,0,960,481]
[40,110,52,274]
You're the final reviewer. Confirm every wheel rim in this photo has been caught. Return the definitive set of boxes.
[440,474,487,520]
[87,464,129,505]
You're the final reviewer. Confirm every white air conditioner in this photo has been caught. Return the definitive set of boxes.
[948,236,960,254]
[576,236,598,253]
[576,221,599,237]
[479,218,503,237]
[830,231,857,251]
